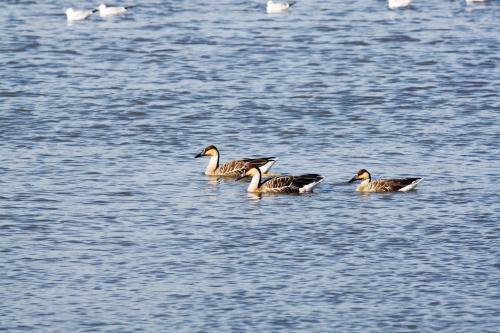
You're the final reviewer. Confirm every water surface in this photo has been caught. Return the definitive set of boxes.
[1,0,499,332]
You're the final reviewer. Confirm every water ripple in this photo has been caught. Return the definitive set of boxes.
[1,0,499,332]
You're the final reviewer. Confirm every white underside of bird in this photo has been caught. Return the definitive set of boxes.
[388,0,412,9]
[299,178,324,193]
[65,8,95,21]
[397,179,423,191]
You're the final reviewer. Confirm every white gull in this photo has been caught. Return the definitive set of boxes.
[65,8,97,21]
[97,4,132,17]
[388,0,412,10]
[266,0,296,14]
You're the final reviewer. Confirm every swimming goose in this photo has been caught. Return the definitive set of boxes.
[238,163,324,193]
[65,8,97,21]
[97,4,131,17]
[195,145,276,177]
[349,169,422,192]
[388,0,412,9]
[266,0,296,14]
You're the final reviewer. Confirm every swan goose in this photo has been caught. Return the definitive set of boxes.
[349,169,422,192]
[238,163,324,193]
[195,145,276,177]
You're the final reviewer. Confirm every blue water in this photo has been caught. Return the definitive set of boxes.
[1,0,499,332]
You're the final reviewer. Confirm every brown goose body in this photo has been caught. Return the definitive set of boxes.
[195,145,276,177]
[349,169,422,192]
[212,158,276,177]
[240,163,324,193]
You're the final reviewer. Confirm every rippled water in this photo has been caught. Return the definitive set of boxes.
[1,0,499,331]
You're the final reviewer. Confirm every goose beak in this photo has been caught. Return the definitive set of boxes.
[195,152,203,158]
[348,176,358,183]
[236,173,246,181]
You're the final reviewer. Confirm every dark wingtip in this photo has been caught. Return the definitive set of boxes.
[406,177,422,182]
[313,175,325,183]
[289,1,297,7]
[92,9,98,13]
[125,6,133,10]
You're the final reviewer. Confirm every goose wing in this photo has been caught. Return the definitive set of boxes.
[217,157,276,177]
[217,160,247,177]
[261,174,323,193]
[241,157,276,168]
[372,178,422,192]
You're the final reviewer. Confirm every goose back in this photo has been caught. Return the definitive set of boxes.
[371,178,422,192]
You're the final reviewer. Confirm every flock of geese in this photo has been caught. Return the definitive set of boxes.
[195,145,423,194]
[64,0,489,21]
[65,0,485,192]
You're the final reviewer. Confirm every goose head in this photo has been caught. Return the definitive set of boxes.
[195,145,219,158]
[349,169,371,183]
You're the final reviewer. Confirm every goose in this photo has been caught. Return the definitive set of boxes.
[238,163,324,193]
[97,4,131,17]
[195,145,276,177]
[65,8,97,21]
[388,0,412,9]
[349,169,422,192]
[266,0,296,14]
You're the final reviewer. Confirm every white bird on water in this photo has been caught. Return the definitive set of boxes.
[97,4,132,17]
[266,0,296,14]
[388,0,412,10]
[65,8,97,21]
[465,0,486,3]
